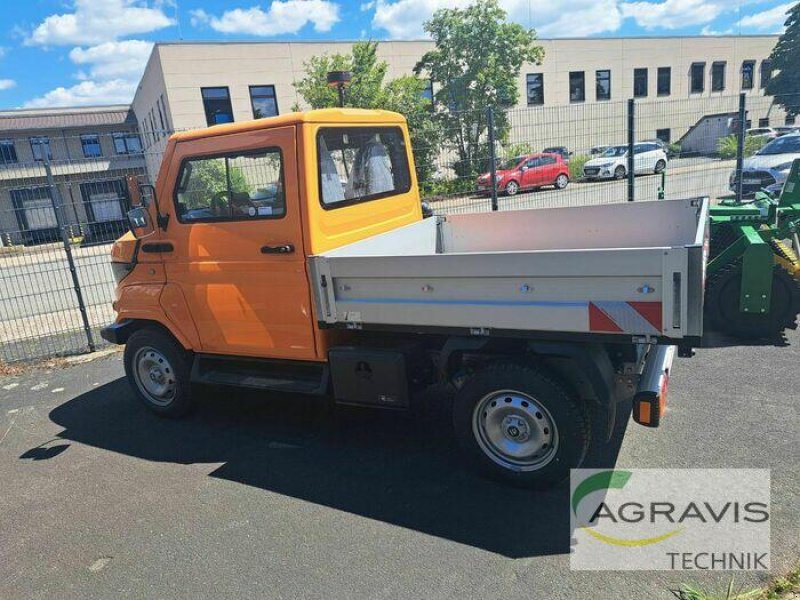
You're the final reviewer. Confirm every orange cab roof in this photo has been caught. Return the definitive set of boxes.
[170,108,407,142]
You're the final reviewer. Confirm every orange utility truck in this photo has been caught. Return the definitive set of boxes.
[103,109,708,487]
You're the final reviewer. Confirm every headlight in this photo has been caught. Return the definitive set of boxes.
[495,174,504,182]
[773,162,794,172]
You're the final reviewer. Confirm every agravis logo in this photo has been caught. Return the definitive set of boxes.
[570,469,771,571]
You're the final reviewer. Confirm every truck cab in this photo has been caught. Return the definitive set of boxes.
[104,109,707,488]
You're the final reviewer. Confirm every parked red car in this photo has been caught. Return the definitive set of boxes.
[476,153,570,196]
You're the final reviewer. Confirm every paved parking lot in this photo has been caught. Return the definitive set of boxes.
[0,327,797,599]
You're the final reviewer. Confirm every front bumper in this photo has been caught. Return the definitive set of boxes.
[729,168,786,195]
[583,167,614,180]
[100,320,135,345]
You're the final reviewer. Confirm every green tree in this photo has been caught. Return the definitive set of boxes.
[414,0,544,178]
[292,41,439,184]
[766,2,800,117]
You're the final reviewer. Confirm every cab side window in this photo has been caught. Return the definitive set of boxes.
[175,149,286,222]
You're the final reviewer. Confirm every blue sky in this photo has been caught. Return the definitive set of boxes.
[0,0,794,110]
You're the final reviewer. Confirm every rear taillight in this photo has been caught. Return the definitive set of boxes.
[111,261,134,285]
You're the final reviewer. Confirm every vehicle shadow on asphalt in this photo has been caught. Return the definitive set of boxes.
[47,378,627,559]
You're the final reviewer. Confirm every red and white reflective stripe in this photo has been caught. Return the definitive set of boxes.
[588,301,663,335]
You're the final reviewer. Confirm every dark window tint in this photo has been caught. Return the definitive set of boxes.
[0,139,17,164]
[711,61,726,92]
[249,85,279,119]
[656,128,671,143]
[317,127,411,208]
[30,137,51,161]
[760,60,772,88]
[112,132,142,154]
[81,134,102,158]
[569,71,585,103]
[657,67,671,96]
[786,115,797,126]
[596,70,611,101]
[176,149,286,222]
[690,63,705,93]
[742,61,755,90]
[633,68,648,98]
[758,118,770,128]
[526,73,544,105]
[201,87,234,126]
[540,155,557,166]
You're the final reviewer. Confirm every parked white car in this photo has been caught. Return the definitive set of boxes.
[729,132,800,195]
[746,127,778,140]
[582,142,668,180]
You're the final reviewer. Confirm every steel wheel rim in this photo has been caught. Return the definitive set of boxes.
[556,175,568,188]
[133,346,176,406]
[472,389,559,472]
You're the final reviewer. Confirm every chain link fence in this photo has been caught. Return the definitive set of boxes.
[1,93,797,363]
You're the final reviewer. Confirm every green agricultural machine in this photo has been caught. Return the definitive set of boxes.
[705,158,800,339]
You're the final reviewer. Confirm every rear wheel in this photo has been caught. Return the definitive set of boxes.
[654,159,667,174]
[614,165,626,179]
[705,262,800,339]
[504,180,519,196]
[452,362,589,488]
[124,327,194,417]
[555,174,569,189]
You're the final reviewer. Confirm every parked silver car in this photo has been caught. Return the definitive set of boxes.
[729,133,800,195]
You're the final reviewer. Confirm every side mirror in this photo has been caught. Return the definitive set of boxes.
[127,206,155,239]
[520,165,528,172]
[421,201,433,219]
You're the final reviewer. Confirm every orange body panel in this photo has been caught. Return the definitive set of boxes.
[111,109,422,362]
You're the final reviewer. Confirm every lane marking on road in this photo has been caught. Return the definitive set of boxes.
[51,387,65,393]
[88,557,112,573]
[30,382,48,391]
[2,383,19,390]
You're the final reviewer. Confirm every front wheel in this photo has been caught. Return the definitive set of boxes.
[654,159,667,174]
[124,327,194,418]
[614,165,626,179]
[452,363,589,488]
[554,173,569,189]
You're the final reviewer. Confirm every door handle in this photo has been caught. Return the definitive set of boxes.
[260,244,294,254]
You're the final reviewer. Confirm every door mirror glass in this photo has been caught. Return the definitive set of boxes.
[127,206,155,239]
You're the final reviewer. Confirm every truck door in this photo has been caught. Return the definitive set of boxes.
[162,126,317,360]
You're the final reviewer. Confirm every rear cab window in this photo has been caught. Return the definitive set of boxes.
[317,127,411,209]
[175,149,286,222]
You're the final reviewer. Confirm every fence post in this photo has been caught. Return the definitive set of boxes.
[627,98,635,202]
[486,106,499,211]
[735,92,747,203]
[43,156,96,352]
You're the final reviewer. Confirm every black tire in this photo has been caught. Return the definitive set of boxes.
[123,327,194,418]
[654,159,667,174]
[614,165,626,179]
[504,180,519,196]
[452,362,590,488]
[705,262,800,339]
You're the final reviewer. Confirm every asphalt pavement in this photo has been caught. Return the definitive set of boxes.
[0,327,797,599]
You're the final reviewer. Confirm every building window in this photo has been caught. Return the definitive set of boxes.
[113,132,142,155]
[249,85,279,119]
[30,137,52,161]
[711,61,726,92]
[633,68,648,98]
[690,63,705,94]
[0,139,17,164]
[159,94,171,131]
[201,87,234,126]
[156,98,166,133]
[758,117,770,128]
[80,134,102,158]
[526,73,544,105]
[569,71,585,103]
[595,70,611,101]
[741,60,755,90]
[657,67,671,96]
[760,60,773,89]
[421,79,434,102]
[786,115,797,126]
[656,128,671,143]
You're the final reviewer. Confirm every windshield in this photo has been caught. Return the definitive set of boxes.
[757,135,800,155]
[499,156,524,170]
[600,145,627,158]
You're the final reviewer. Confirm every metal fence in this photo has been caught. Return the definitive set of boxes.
[1,92,797,363]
